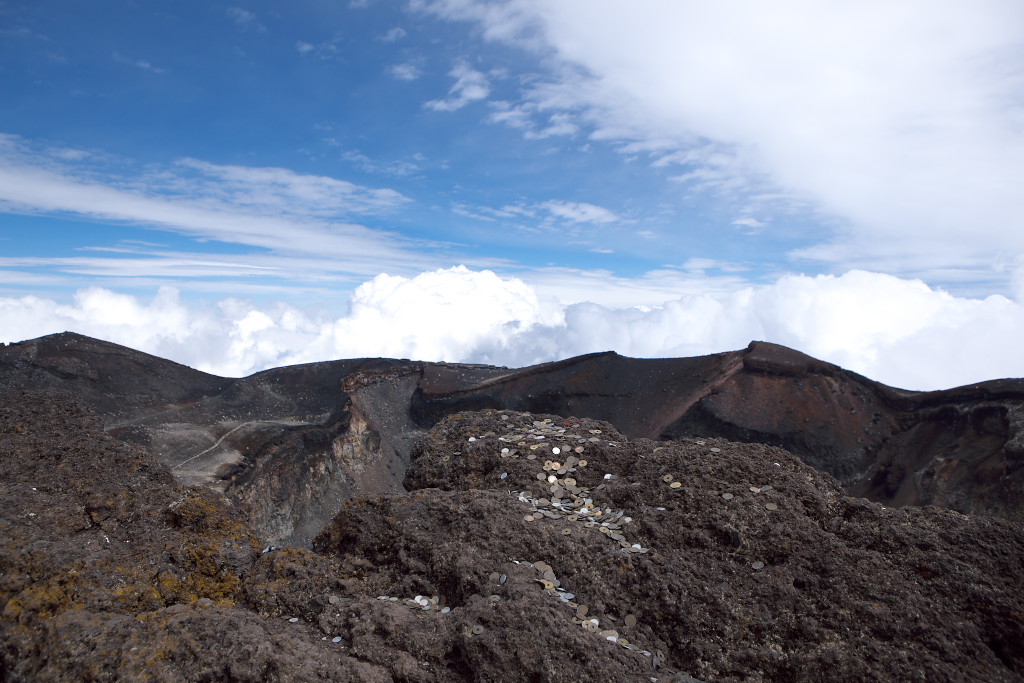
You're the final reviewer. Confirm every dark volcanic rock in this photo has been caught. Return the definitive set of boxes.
[3,333,1024,547]
[315,410,1024,682]
[0,390,388,681]
[2,392,1023,681]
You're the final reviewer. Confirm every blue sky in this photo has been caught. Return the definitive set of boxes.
[2,1,1024,389]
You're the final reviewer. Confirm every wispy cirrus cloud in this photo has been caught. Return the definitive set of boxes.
[540,200,618,224]
[112,52,168,74]
[452,198,620,228]
[418,0,1024,292]
[388,62,423,81]
[341,149,425,177]
[379,27,407,42]
[424,60,491,111]
[0,134,437,284]
[227,7,266,33]
[295,35,344,60]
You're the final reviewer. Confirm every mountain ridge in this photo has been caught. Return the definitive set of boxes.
[2,332,1022,547]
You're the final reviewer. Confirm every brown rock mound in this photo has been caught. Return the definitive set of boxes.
[3,391,1022,681]
[315,410,1024,682]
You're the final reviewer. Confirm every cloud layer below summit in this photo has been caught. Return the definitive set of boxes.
[4,266,1022,391]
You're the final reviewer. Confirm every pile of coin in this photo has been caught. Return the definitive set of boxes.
[375,594,451,616]
[514,559,680,677]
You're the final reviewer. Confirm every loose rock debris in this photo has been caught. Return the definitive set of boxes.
[3,394,1024,682]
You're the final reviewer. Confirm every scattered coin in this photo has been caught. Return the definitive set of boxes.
[332,636,342,643]
[722,493,734,500]
[624,614,637,627]
[472,625,484,635]
[489,572,500,582]
[670,482,682,489]
[765,503,778,511]
[662,474,674,483]
[710,447,721,452]
[752,561,765,570]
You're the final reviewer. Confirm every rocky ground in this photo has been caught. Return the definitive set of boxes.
[2,389,1022,681]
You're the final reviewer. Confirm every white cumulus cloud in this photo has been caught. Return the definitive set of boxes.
[3,266,1024,391]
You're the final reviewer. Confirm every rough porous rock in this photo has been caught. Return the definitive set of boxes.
[3,391,1023,681]
[0,390,387,682]
[317,410,1024,682]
